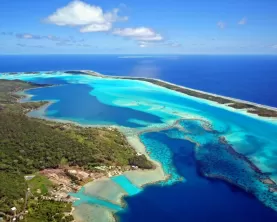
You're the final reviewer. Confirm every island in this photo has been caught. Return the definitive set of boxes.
[0,79,154,222]
[1,71,277,222]
[65,70,277,118]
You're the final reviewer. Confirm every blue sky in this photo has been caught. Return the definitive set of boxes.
[0,0,277,54]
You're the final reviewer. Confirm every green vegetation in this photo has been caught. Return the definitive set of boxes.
[129,155,154,169]
[0,79,153,220]
[24,176,70,222]
[0,172,27,213]
[0,79,48,114]
[28,174,54,196]
[0,79,36,104]
[0,112,136,174]
[23,200,72,222]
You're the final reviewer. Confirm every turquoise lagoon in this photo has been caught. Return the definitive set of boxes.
[1,72,277,221]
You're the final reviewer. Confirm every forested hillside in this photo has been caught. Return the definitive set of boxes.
[0,79,152,221]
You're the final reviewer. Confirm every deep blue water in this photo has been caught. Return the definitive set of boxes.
[27,83,163,127]
[0,55,277,107]
[117,131,277,222]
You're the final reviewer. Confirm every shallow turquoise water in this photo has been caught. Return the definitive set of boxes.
[111,176,141,195]
[1,72,277,219]
[70,187,122,211]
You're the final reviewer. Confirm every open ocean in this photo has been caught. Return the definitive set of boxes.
[0,54,277,107]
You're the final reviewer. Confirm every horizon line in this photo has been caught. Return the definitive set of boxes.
[0,53,277,56]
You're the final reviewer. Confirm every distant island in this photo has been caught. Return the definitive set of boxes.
[64,70,277,118]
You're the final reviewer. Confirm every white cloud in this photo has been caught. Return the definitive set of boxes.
[238,17,247,25]
[113,27,163,41]
[45,0,127,32]
[80,23,112,32]
[104,8,128,23]
[46,1,105,26]
[217,21,226,29]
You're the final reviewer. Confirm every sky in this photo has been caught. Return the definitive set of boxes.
[0,0,277,54]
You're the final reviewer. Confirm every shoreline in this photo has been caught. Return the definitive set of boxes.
[15,85,170,222]
[78,70,277,118]
[3,70,277,112]
[3,70,277,121]
[1,72,277,220]
[2,70,277,121]
[77,70,277,120]
[125,76,277,112]
[0,80,167,222]
[13,78,277,185]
